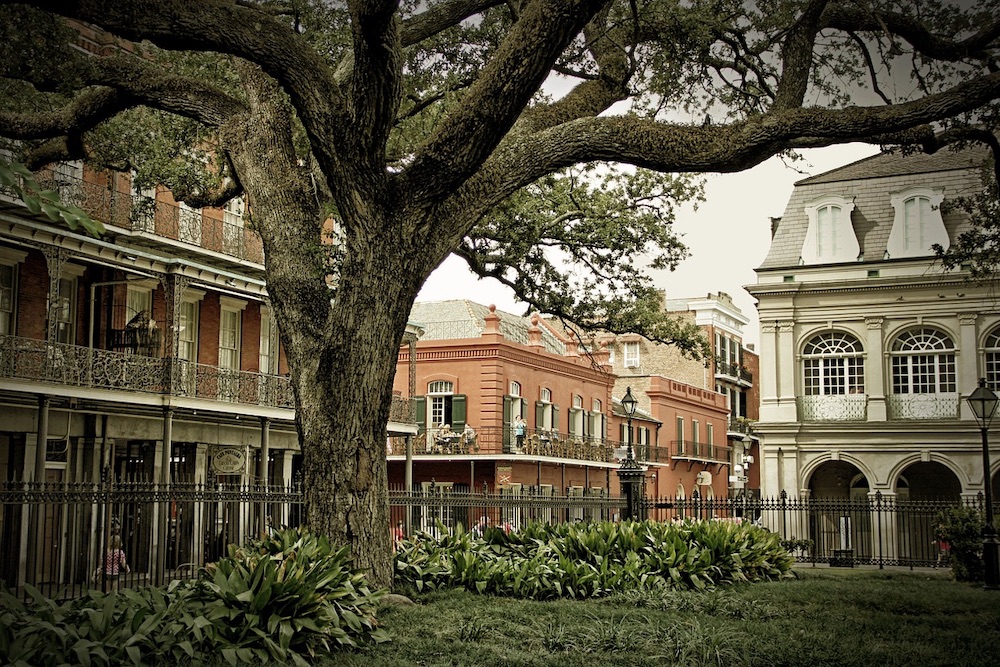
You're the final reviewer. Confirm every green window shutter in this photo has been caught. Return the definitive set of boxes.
[414,396,426,429]
[535,401,544,427]
[503,396,512,452]
[452,395,467,431]
[552,406,559,433]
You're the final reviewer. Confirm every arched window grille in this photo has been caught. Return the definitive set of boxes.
[803,332,865,395]
[890,328,956,394]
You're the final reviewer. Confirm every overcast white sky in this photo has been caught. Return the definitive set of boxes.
[417,142,881,348]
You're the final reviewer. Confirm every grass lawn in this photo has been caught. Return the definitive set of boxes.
[331,569,1000,667]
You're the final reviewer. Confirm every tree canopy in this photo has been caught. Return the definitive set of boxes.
[2,0,1000,586]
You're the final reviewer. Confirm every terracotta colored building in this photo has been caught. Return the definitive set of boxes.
[389,300,736,524]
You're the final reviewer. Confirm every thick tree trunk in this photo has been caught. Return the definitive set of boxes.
[222,74,428,588]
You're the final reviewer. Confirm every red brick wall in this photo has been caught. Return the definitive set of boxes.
[16,250,51,340]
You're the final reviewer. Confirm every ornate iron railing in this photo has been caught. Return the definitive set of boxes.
[387,426,673,465]
[0,335,417,418]
[3,480,991,601]
[416,319,483,340]
[797,394,868,421]
[34,172,265,264]
[670,438,732,464]
[886,392,960,420]
[0,335,293,409]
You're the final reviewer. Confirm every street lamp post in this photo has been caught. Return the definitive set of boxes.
[966,377,1000,590]
[617,387,644,520]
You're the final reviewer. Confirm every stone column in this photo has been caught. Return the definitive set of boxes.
[958,313,980,420]
[865,317,887,421]
[777,321,797,421]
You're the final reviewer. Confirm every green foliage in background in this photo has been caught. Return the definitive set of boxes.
[935,506,986,582]
[394,519,793,600]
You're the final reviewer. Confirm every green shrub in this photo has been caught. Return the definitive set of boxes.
[0,581,203,667]
[0,528,387,666]
[194,528,389,664]
[935,506,985,582]
[394,519,793,600]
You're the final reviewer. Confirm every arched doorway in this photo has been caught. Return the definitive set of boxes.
[894,461,961,565]
[894,461,961,501]
[807,461,873,562]
[808,460,869,500]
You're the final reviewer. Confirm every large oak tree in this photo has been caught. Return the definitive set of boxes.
[1,0,999,587]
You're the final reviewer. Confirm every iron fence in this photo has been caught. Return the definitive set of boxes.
[3,479,993,601]
[0,478,303,601]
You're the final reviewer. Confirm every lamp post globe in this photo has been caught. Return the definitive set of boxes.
[966,378,1000,591]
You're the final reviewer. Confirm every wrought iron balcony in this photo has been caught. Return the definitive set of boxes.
[32,172,264,264]
[797,394,868,421]
[714,359,754,385]
[670,439,732,465]
[886,392,960,420]
[387,424,677,465]
[0,334,292,409]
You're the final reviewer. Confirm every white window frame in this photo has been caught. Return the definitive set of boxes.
[218,296,246,371]
[53,264,84,345]
[803,331,865,396]
[509,380,524,425]
[887,188,947,259]
[223,196,246,255]
[428,380,455,428]
[623,341,640,368]
[890,328,956,394]
[801,196,858,264]
[569,395,584,436]
[539,387,554,430]
[258,304,278,375]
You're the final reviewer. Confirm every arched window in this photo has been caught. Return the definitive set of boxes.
[427,380,454,427]
[984,328,1000,390]
[890,328,956,394]
[887,188,947,258]
[801,196,858,264]
[803,332,865,395]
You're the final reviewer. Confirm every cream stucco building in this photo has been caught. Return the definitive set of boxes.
[749,146,1000,509]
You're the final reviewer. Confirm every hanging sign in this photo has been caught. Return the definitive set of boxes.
[211,446,247,475]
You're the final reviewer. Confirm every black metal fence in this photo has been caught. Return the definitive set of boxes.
[390,487,991,570]
[2,480,991,600]
[0,479,303,600]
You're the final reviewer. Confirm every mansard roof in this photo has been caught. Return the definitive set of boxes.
[759,145,989,271]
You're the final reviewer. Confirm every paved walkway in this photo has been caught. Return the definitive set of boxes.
[792,562,951,576]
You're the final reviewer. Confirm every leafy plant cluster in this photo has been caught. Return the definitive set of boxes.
[0,529,387,667]
[394,519,793,600]
[935,506,986,582]
[779,537,814,555]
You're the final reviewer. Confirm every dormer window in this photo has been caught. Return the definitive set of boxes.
[801,196,858,264]
[887,188,947,258]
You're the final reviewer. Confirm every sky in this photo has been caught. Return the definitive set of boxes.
[417,142,881,348]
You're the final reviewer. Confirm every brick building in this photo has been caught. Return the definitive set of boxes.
[389,300,735,524]
[594,292,761,499]
[0,157,420,585]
